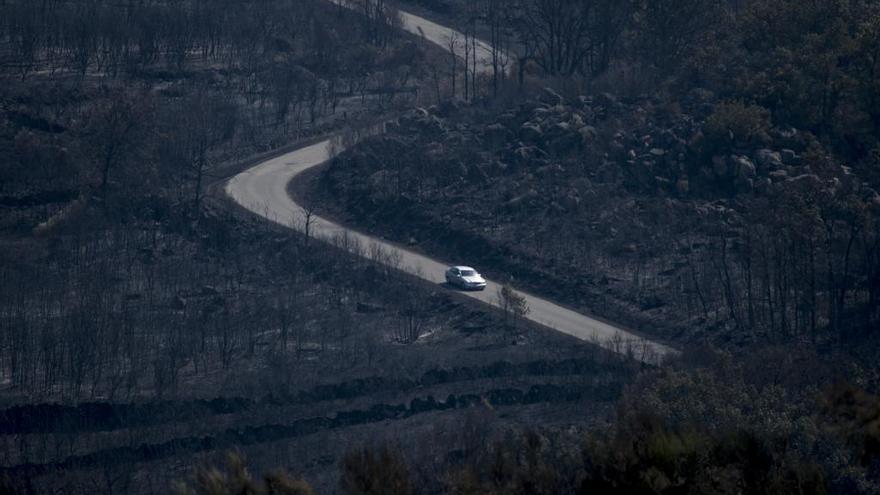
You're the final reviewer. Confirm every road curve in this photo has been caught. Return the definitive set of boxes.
[225,5,677,364]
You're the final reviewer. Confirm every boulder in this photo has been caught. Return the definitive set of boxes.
[596,160,621,183]
[754,177,772,195]
[655,176,672,192]
[730,155,756,179]
[596,92,618,108]
[786,174,823,189]
[839,165,859,190]
[413,107,429,119]
[548,122,571,137]
[755,149,783,168]
[437,97,464,115]
[511,145,547,165]
[781,149,800,165]
[497,112,518,129]
[519,122,544,142]
[550,132,581,155]
[768,170,789,182]
[736,177,754,193]
[540,87,564,106]
[483,123,510,147]
[400,107,429,126]
[550,104,567,116]
[532,107,553,120]
[712,155,728,176]
[579,125,598,145]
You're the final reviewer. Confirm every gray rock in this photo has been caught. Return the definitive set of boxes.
[550,104,567,115]
[755,149,783,168]
[655,176,672,189]
[581,106,596,122]
[839,165,859,190]
[540,87,564,106]
[768,170,789,182]
[498,112,518,128]
[532,107,553,120]
[484,123,511,147]
[549,122,571,136]
[736,177,754,193]
[579,125,598,145]
[781,149,800,165]
[786,174,823,189]
[754,177,772,195]
[596,160,621,183]
[520,122,544,142]
[596,92,618,108]
[512,145,546,165]
[400,107,429,124]
[550,133,581,154]
[730,155,756,179]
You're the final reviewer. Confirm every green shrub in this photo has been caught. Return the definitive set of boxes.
[702,102,771,155]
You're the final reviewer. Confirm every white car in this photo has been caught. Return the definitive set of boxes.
[445,266,487,290]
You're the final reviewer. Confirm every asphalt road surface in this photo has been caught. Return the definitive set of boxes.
[226,4,677,364]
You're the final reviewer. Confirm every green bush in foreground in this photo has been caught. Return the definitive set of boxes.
[176,453,315,495]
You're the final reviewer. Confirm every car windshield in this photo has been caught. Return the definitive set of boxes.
[460,270,476,276]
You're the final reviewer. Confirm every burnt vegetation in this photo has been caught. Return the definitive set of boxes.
[2,0,880,493]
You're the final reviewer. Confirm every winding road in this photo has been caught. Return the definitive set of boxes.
[225,3,677,364]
